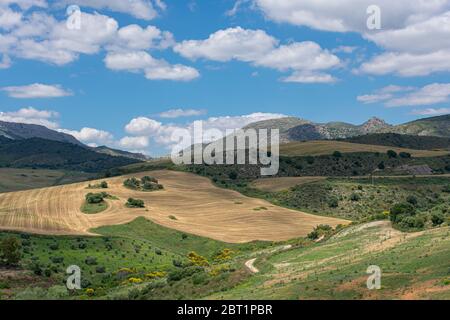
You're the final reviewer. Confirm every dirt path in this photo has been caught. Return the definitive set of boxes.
[245,258,259,273]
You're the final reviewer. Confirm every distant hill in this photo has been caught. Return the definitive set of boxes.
[0,137,141,172]
[244,115,449,142]
[381,114,450,137]
[244,117,392,142]
[93,146,149,161]
[0,120,82,145]
[342,133,450,150]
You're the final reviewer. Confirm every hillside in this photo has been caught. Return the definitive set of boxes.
[208,222,450,300]
[383,114,450,137]
[0,137,140,173]
[93,146,149,161]
[279,140,449,157]
[342,133,450,150]
[244,115,449,143]
[0,121,82,145]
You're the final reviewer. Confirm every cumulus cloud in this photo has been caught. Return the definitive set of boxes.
[0,54,11,68]
[358,83,450,108]
[174,27,278,62]
[118,136,150,149]
[0,107,59,128]
[158,108,207,118]
[1,83,72,98]
[59,0,165,20]
[0,6,22,29]
[109,24,174,51]
[174,27,339,83]
[105,50,200,81]
[252,0,450,33]
[59,127,113,145]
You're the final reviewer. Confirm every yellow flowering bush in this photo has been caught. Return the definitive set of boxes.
[85,288,95,296]
[145,271,167,279]
[128,277,143,284]
[214,248,234,261]
[187,251,209,267]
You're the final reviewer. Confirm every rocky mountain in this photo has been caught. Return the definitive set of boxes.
[0,121,82,146]
[245,115,449,142]
[244,116,392,142]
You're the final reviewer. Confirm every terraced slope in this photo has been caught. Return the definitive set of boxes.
[0,170,349,243]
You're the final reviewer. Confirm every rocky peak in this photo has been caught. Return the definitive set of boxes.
[361,117,391,133]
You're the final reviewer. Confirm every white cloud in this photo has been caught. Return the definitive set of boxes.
[358,83,450,108]
[386,83,450,107]
[359,50,450,77]
[0,0,47,10]
[2,83,72,98]
[253,0,450,33]
[105,50,200,81]
[109,24,174,51]
[411,108,450,116]
[158,108,207,118]
[357,85,415,104]
[0,54,11,68]
[175,27,339,83]
[59,0,165,20]
[0,7,22,29]
[125,117,162,136]
[175,27,278,62]
[255,42,339,71]
[282,71,336,84]
[59,127,114,145]
[118,136,149,149]
[0,107,59,128]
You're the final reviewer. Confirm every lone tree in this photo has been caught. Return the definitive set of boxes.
[0,237,21,267]
[387,150,398,158]
[126,198,145,208]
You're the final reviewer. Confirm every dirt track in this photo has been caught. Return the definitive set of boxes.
[0,170,349,243]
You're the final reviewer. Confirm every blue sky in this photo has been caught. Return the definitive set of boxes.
[1,0,450,155]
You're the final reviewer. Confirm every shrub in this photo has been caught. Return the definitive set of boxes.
[85,256,98,266]
[85,193,105,204]
[100,181,108,188]
[51,256,64,264]
[187,251,209,267]
[390,203,416,224]
[333,151,342,158]
[126,198,145,208]
[387,150,398,158]
[399,152,411,158]
[96,266,106,273]
[350,193,361,202]
[228,171,238,180]
[378,161,385,170]
[328,197,339,208]
[442,185,450,193]
[0,237,21,267]
[431,212,445,226]
[406,195,418,206]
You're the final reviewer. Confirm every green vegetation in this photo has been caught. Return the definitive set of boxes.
[126,198,145,208]
[0,237,22,267]
[0,137,140,173]
[0,218,269,300]
[123,176,164,192]
[81,192,117,214]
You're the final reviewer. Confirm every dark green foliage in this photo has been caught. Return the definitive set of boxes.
[387,150,398,158]
[126,198,145,208]
[228,171,238,180]
[406,195,418,206]
[100,181,108,188]
[350,193,360,202]
[343,133,450,150]
[85,256,98,266]
[431,212,445,226]
[0,137,139,172]
[333,151,342,158]
[85,192,106,204]
[0,237,21,267]
[399,152,411,159]
[124,176,163,191]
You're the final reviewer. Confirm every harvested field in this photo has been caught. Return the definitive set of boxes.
[0,170,349,243]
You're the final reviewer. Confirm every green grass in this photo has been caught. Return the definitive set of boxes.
[80,201,108,214]
[207,224,450,300]
[0,217,271,300]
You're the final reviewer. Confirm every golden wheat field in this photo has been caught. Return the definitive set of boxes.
[0,170,349,243]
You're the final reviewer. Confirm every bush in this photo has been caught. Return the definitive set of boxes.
[442,185,450,193]
[399,152,411,158]
[85,256,98,266]
[387,150,398,158]
[350,193,361,202]
[100,181,108,188]
[431,212,445,226]
[378,161,385,170]
[96,266,106,273]
[86,193,105,204]
[228,171,238,180]
[390,203,416,224]
[333,151,342,158]
[406,195,418,206]
[328,198,339,208]
[0,237,21,267]
[126,198,145,208]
